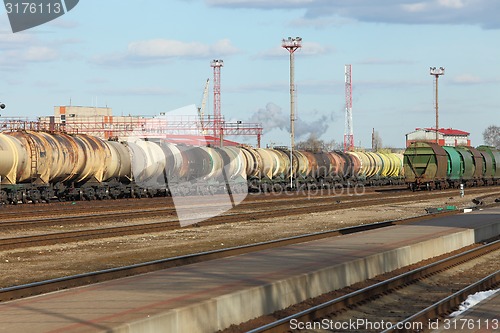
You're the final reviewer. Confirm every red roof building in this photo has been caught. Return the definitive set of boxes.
[406,127,471,147]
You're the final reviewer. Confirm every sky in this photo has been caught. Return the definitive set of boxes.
[0,0,499,149]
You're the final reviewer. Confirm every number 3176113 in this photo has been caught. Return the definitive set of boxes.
[5,2,62,14]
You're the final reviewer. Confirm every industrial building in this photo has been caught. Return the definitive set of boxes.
[35,105,262,147]
[405,127,471,147]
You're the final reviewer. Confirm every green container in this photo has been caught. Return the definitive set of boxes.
[403,142,448,183]
[442,146,463,180]
[477,146,500,178]
[455,147,475,180]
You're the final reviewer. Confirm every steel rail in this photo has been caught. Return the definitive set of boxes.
[0,191,470,250]
[0,209,471,303]
[381,271,500,333]
[246,240,500,333]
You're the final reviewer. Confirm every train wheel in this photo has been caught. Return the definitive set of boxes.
[0,190,8,204]
[20,191,28,204]
[29,190,41,204]
[41,189,54,203]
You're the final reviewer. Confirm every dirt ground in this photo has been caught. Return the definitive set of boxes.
[0,189,498,288]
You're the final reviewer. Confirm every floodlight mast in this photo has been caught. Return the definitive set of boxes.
[282,37,302,189]
[211,59,224,146]
[430,67,445,144]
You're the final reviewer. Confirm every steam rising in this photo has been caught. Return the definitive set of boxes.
[248,102,329,139]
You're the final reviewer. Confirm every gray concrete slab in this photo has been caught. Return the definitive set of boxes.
[0,207,498,333]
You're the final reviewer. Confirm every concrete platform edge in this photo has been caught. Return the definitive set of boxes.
[110,223,498,333]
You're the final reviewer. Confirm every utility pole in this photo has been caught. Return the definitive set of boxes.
[430,67,445,144]
[282,36,302,189]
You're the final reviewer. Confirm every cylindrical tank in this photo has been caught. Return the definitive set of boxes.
[272,149,291,178]
[199,146,224,180]
[126,139,166,188]
[347,152,368,177]
[272,149,289,178]
[159,141,184,180]
[240,146,262,178]
[71,134,111,183]
[176,145,211,181]
[103,141,132,181]
[347,152,362,178]
[8,131,90,184]
[379,153,403,177]
[326,152,342,178]
[254,148,278,179]
[293,150,310,178]
[0,133,27,184]
[377,153,391,177]
[301,151,318,178]
[393,153,404,177]
[217,147,247,180]
[313,152,331,178]
[366,152,382,177]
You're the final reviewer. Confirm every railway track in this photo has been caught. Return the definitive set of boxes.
[0,185,404,221]
[0,189,404,229]
[244,240,500,333]
[0,188,491,250]
[0,208,482,303]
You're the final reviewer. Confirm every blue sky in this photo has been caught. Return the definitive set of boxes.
[0,0,499,148]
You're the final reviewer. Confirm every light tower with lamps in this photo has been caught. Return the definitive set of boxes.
[282,36,302,189]
[430,67,445,144]
[211,59,224,145]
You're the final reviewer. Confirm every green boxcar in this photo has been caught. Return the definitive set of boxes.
[442,146,463,181]
[477,146,500,179]
[403,142,448,188]
[477,150,494,179]
[459,146,485,180]
[454,147,476,181]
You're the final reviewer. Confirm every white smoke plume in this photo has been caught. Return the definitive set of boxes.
[247,102,330,139]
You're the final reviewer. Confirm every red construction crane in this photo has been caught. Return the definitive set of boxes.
[343,64,354,152]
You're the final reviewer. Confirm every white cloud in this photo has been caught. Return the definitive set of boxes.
[0,46,59,68]
[23,47,58,62]
[129,39,207,58]
[401,2,428,12]
[88,87,178,96]
[94,38,241,66]
[206,0,500,29]
[128,38,240,59]
[438,0,465,9]
[451,74,484,84]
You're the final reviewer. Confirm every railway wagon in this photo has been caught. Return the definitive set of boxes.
[0,132,247,203]
[1,129,407,204]
[404,142,500,190]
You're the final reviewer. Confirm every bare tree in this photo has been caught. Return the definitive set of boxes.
[324,139,342,151]
[296,134,326,151]
[483,125,500,149]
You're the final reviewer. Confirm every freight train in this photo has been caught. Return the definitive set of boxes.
[403,142,500,190]
[0,130,404,204]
